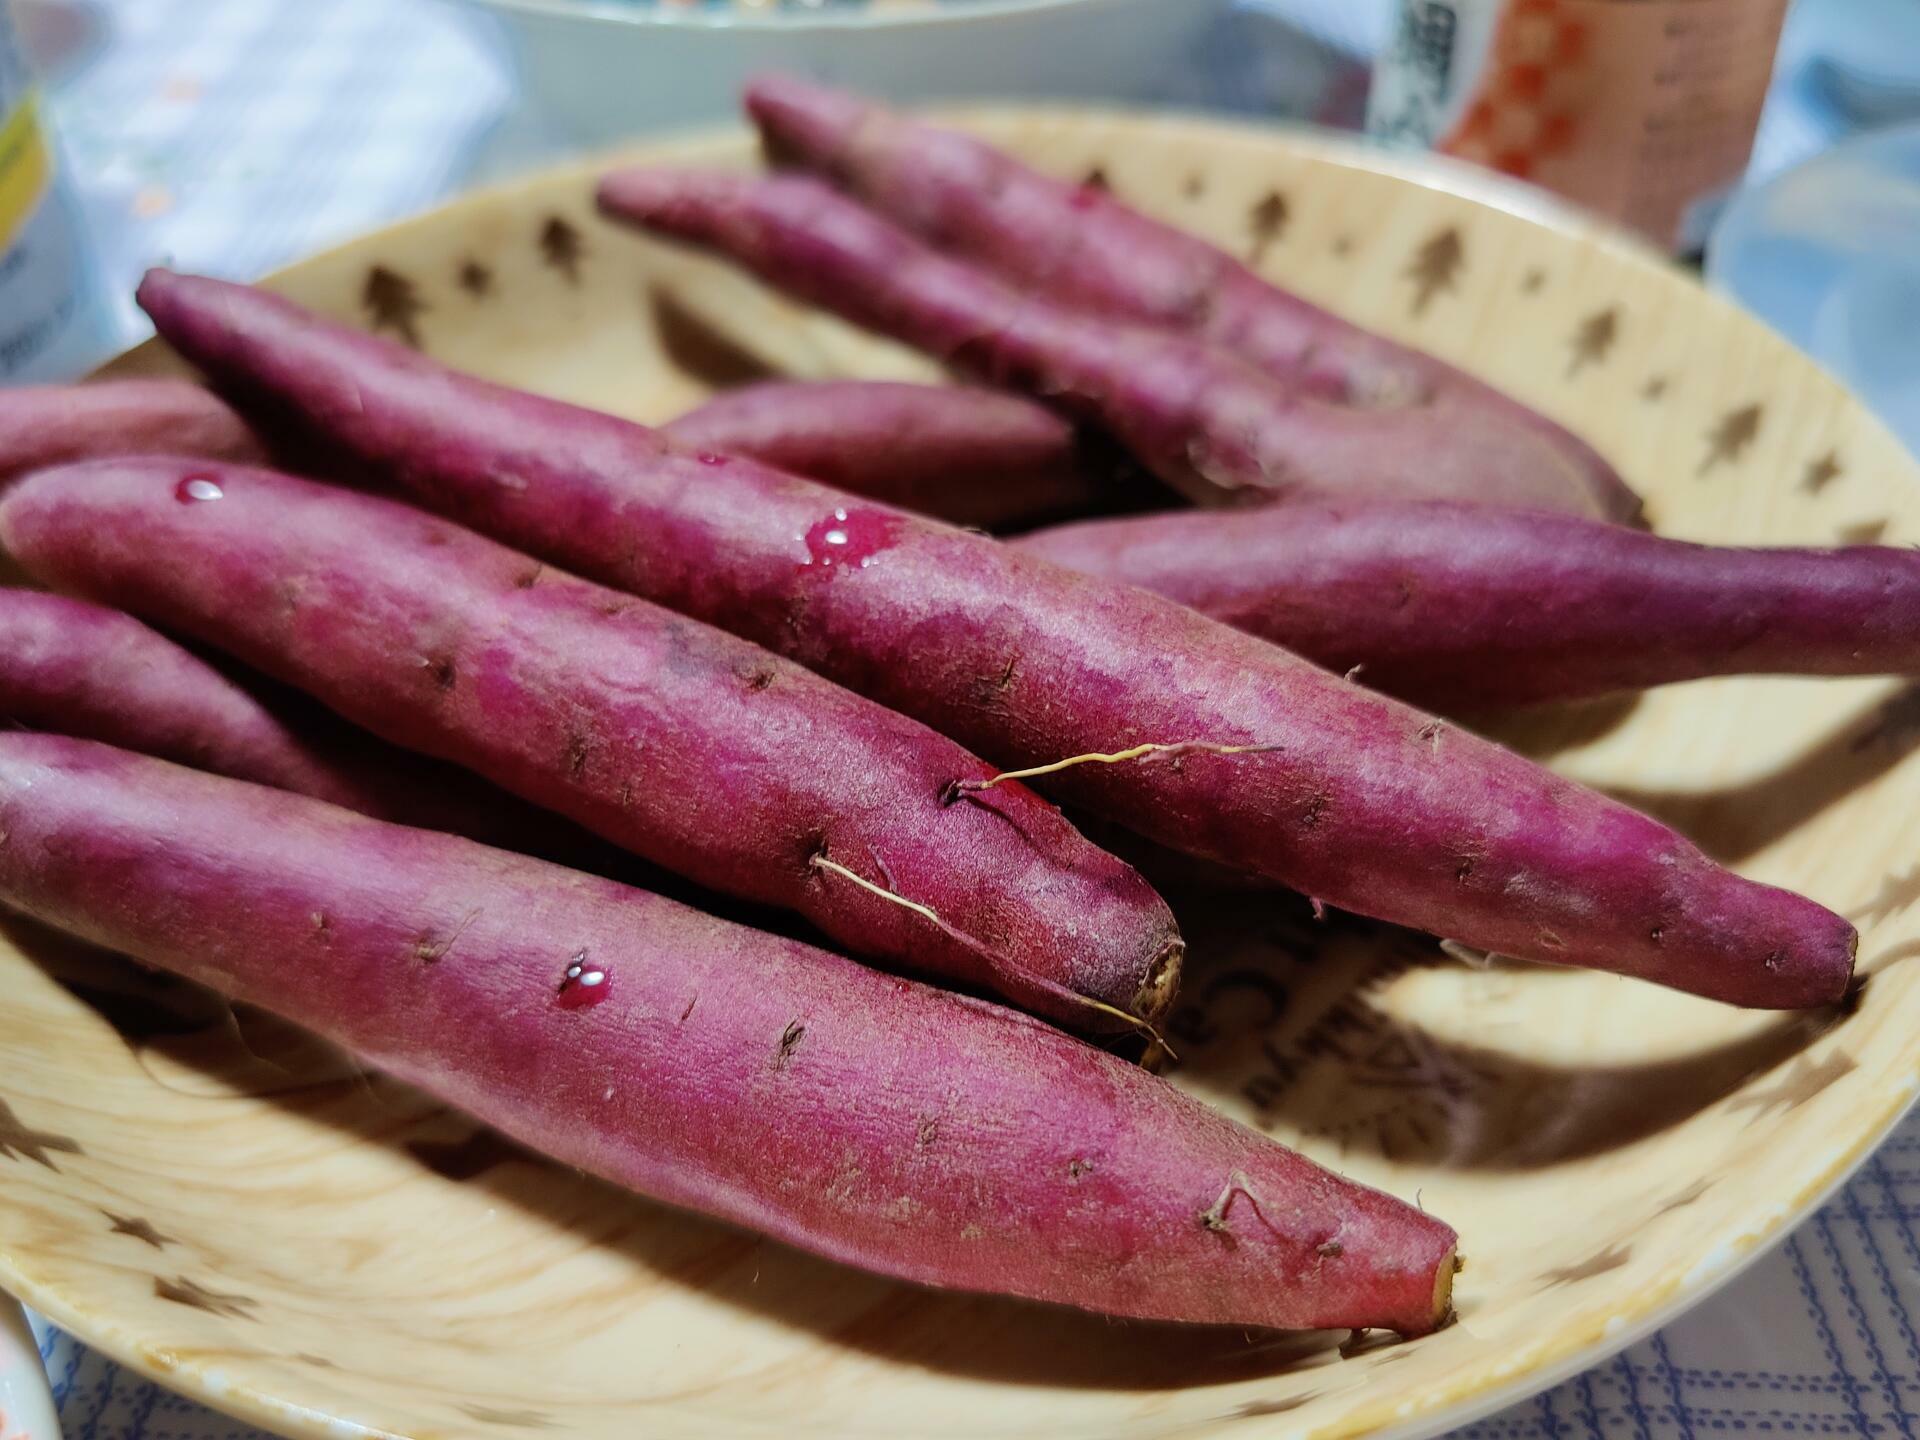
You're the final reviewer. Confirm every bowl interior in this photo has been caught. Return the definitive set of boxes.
[4,112,1920,1440]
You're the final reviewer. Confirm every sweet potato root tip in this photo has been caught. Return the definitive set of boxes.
[1430,1254,1458,1331]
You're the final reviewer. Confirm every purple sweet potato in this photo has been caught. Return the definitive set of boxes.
[0,379,267,488]
[598,168,1628,521]
[0,732,1457,1333]
[0,456,1181,1031]
[132,270,1858,1010]
[0,377,1117,530]
[1017,502,1920,709]
[664,379,1132,529]
[746,74,1636,524]
[0,586,575,852]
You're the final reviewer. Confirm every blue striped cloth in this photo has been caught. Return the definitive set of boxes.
[25,1,1920,1437]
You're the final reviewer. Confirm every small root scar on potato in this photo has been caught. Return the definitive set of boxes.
[414,908,480,963]
[775,1019,806,1068]
[1199,1171,1288,1248]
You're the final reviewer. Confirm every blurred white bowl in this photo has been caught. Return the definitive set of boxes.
[466,0,1223,143]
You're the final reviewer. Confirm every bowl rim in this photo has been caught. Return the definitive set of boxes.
[463,0,1140,35]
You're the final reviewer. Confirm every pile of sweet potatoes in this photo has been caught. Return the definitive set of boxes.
[0,76,1893,1339]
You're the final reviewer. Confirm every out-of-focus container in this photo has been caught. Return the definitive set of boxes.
[1708,120,1920,460]
[1368,0,1790,252]
[465,0,1222,145]
[0,1,112,384]
[0,1295,60,1440]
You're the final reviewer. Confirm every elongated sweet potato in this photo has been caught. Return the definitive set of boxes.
[598,168,1627,521]
[665,379,1132,529]
[1017,502,1920,709]
[746,75,1636,523]
[0,586,576,852]
[132,271,1858,1010]
[0,379,268,488]
[0,733,1457,1333]
[0,457,1181,1030]
[1,377,1118,531]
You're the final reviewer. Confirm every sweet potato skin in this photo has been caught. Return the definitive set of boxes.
[0,733,1456,1333]
[0,588,360,798]
[0,587,572,851]
[599,168,1631,522]
[0,457,1181,1030]
[132,270,1858,1011]
[0,380,267,488]
[746,74,1637,524]
[1016,502,1920,708]
[665,380,1122,529]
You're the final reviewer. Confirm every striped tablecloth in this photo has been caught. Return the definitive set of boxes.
[22,1,1920,1437]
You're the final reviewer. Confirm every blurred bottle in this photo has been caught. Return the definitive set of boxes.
[1709,122,1920,458]
[0,0,113,383]
[1368,0,1791,253]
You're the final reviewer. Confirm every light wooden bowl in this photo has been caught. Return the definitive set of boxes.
[4,111,1919,1440]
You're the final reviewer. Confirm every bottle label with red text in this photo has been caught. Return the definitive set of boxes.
[1368,0,1791,252]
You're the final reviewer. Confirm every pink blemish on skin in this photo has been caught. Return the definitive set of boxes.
[174,475,224,503]
[800,507,899,572]
[1069,187,1100,210]
[696,452,729,467]
[556,953,611,1010]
